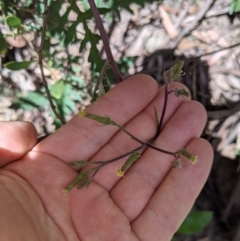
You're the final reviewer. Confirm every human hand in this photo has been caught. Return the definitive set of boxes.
[0,75,213,241]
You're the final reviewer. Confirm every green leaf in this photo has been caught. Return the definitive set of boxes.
[51,80,65,99]
[4,61,33,70]
[64,21,78,45]
[10,91,49,110]
[70,91,82,101]
[0,33,7,55]
[229,0,240,14]
[70,75,85,87]
[177,211,213,235]
[82,8,110,20]
[57,6,71,32]
[6,15,22,28]
[64,97,76,112]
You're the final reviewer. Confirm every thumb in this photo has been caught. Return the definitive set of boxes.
[0,121,37,167]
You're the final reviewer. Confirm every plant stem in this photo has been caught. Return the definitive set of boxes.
[92,60,109,99]
[38,0,65,124]
[88,0,123,82]
[155,83,169,138]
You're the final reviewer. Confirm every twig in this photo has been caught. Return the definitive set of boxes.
[37,0,65,124]
[88,0,123,82]
[207,101,240,119]
[92,60,109,98]
[205,6,229,19]
[210,66,240,78]
[168,0,215,48]
[198,42,240,57]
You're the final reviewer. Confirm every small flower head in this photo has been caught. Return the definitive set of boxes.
[190,155,198,164]
[62,188,69,195]
[116,167,125,177]
[79,110,86,117]
[172,158,182,169]
[178,148,198,164]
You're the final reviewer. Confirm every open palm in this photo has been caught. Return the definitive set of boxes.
[0,75,213,241]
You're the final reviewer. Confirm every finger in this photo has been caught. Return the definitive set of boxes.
[33,75,158,162]
[131,138,213,241]
[87,82,191,190]
[0,122,37,167]
[110,101,207,221]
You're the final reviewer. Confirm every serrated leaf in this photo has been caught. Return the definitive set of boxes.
[80,24,102,70]
[82,7,110,20]
[111,0,157,13]
[177,211,213,235]
[64,21,78,45]
[51,79,64,99]
[4,61,33,70]
[6,15,22,28]
[57,6,71,32]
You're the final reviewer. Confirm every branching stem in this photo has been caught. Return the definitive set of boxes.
[38,0,65,124]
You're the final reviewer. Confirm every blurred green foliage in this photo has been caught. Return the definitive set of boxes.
[0,0,157,128]
[177,211,212,235]
[229,0,240,14]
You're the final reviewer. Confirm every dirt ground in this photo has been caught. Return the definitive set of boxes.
[1,0,240,240]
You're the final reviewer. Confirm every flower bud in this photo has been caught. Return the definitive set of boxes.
[68,160,89,168]
[178,148,198,164]
[79,111,115,125]
[78,178,92,189]
[116,167,125,177]
[172,158,182,169]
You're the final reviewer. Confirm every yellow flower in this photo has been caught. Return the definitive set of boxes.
[79,110,86,117]
[178,148,198,164]
[116,167,125,177]
[190,155,198,164]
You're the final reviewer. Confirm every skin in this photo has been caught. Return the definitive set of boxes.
[0,75,213,241]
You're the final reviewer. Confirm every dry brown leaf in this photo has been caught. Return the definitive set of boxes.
[188,5,199,15]
[178,38,197,50]
[206,30,219,41]
[217,37,229,48]
[192,31,211,44]
[162,3,179,14]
